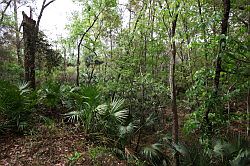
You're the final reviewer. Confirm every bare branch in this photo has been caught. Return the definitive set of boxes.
[36,0,56,28]
[0,0,12,24]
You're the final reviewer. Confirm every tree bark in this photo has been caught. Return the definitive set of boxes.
[247,88,250,136]
[214,0,230,94]
[13,0,22,66]
[22,0,55,89]
[36,0,55,29]
[204,0,231,131]
[169,13,179,166]
[22,12,36,89]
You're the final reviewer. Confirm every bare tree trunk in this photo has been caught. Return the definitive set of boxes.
[197,0,209,86]
[88,65,95,85]
[247,9,250,137]
[22,0,55,89]
[13,0,22,66]
[22,12,36,89]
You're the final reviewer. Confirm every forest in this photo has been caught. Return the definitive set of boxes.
[0,0,249,165]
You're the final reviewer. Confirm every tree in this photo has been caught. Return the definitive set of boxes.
[204,0,231,133]
[22,0,55,89]
[13,0,21,66]
[76,11,102,86]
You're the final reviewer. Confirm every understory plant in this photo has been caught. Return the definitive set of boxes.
[65,96,129,136]
[0,80,35,133]
[172,136,250,166]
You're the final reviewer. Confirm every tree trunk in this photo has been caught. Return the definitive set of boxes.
[247,88,250,136]
[13,0,22,66]
[204,0,230,132]
[63,46,67,82]
[22,12,37,89]
[76,11,102,86]
[214,0,230,94]
[22,0,55,89]
[169,13,179,166]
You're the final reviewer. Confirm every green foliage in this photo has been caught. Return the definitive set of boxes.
[230,149,250,166]
[68,151,81,161]
[68,151,82,165]
[65,95,129,136]
[88,146,108,161]
[0,81,34,133]
[37,81,69,110]
[140,143,170,166]
[184,68,227,137]
[172,142,211,166]
[64,85,100,131]
[41,116,56,130]
[172,136,250,166]
[36,32,63,73]
[0,60,23,83]
[1,0,249,165]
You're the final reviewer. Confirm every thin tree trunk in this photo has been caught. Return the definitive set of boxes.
[88,65,95,85]
[247,8,250,137]
[76,11,102,86]
[247,88,250,136]
[214,0,230,94]
[204,0,230,132]
[197,0,209,87]
[13,0,22,66]
[169,13,179,166]
[63,46,67,82]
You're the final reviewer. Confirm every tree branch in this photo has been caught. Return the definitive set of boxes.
[0,0,12,24]
[36,0,56,28]
[76,9,103,86]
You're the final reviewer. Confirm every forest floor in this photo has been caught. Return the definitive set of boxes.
[0,123,126,166]
[0,107,248,166]
[0,109,179,166]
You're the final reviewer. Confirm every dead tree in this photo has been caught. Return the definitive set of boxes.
[22,11,37,89]
[22,0,56,89]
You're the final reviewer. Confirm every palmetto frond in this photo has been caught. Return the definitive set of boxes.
[145,113,157,127]
[230,149,250,166]
[109,98,129,123]
[213,140,237,157]
[97,98,129,124]
[0,80,32,132]
[18,81,30,95]
[141,143,170,166]
[64,110,82,123]
[119,122,137,137]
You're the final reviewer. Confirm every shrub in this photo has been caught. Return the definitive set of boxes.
[0,81,34,133]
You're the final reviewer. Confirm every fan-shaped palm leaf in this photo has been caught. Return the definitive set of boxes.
[18,81,30,95]
[141,143,170,166]
[109,99,129,123]
[119,121,137,137]
[64,110,82,123]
